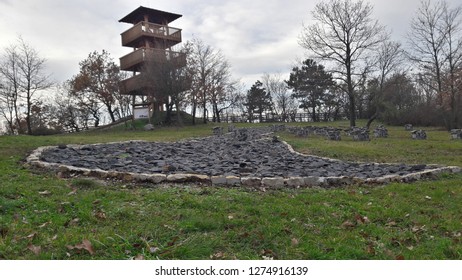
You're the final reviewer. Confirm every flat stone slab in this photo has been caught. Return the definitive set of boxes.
[26,127,461,188]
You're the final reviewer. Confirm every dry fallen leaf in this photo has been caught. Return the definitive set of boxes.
[67,188,78,196]
[411,225,426,233]
[66,218,80,227]
[355,214,366,224]
[366,244,375,255]
[210,252,224,259]
[28,244,41,255]
[291,238,299,246]
[38,221,51,228]
[341,220,356,229]
[134,254,145,260]
[94,210,107,220]
[66,239,95,255]
[149,247,159,254]
[26,232,37,240]
[38,191,51,196]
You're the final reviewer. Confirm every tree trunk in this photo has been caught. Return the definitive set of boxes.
[106,103,116,123]
[366,112,377,130]
[192,101,196,125]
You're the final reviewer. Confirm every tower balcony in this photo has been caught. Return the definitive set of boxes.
[121,21,182,48]
[119,74,148,95]
[119,48,187,72]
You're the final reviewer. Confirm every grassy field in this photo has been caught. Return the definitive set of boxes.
[0,122,461,260]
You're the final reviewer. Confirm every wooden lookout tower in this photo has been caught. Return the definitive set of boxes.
[118,6,186,120]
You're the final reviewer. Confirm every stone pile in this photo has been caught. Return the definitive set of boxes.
[450,129,462,140]
[144,124,154,131]
[373,125,388,138]
[27,127,461,188]
[347,127,370,141]
[228,124,236,132]
[212,126,224,136]
[411,130,427,140]
[287,126,342,141]
[270,124,286,132]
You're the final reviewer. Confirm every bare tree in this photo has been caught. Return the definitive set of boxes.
[441,2,462,128]
[16,38,53,134]
[407,0,447,101]
[0,37,52,134]
[366,40,406,128]
[262,73,297,122]
[187,38,232,124]
[0,80,17,134]
[299,0,386,127]
[408,0,462,128]
[0,43,24,134]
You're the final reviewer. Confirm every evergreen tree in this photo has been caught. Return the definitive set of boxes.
[286,59,333,122]
[243,80,273,123]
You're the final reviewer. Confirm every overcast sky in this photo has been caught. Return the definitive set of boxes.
[0,0,461,88]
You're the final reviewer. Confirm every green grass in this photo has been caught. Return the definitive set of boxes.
[0,122,461,260]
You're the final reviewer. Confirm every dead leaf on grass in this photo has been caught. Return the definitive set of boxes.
[341,220,356,229]
[210,252,224,259]
[65,218,80,227]
[411,225,426,233]
[26,232,37,240]
[291,238,300,246]
[66,239,95,255]
[366,244,376,255]
[93,210,107,220]
[38,221,51,228]
[38,191,51,196]
[149,247,160,254]
[167,236,179,247]
[386,221,397,227]
[67,188,78,196]
[28,244,41,255]
[134,254,145,260]
[355,215,363,223]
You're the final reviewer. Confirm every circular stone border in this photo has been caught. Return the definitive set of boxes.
[25,139,461,189]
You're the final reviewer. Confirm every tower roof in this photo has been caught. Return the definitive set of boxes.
[119,6,182,25]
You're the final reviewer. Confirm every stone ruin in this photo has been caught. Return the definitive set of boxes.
[212,126,224,136]
[450,129,462,140]
[373,125,388,138]
[144,124,154,131]
[346,127,370,141]
[287,126,341,141]
[26,126,462,189]
[411,130,427,140]
[270,124,286,132]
